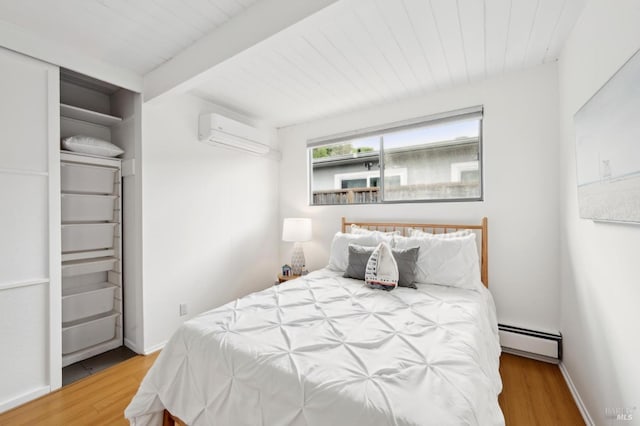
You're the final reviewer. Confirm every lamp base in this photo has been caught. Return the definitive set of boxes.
[291,243,305,275]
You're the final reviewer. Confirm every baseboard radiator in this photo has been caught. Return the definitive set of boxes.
[498,324,562,364]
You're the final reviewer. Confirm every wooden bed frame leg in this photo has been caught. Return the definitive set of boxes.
[163,409,187,426]
[163,410,175,426]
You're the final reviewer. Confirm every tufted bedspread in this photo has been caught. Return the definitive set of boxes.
[126,268,504,425]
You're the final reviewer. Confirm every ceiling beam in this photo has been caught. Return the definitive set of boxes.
[142,0,340,103]
[0,19,142,92]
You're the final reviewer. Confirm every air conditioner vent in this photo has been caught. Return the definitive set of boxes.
[198,113,270,155]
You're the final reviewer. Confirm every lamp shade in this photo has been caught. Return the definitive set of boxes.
[282,218,312,242]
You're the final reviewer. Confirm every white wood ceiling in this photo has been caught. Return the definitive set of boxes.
[191,0,586,127]
[0,0,259,75]
[0,0,585,127]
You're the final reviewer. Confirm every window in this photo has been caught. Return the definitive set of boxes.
[308,106,483,205]
[341,178,367,189]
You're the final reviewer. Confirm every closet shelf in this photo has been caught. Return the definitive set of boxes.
[62,249,115,262]
[62,257,117,277]
[62,311,118,355]
[60,103,122,127]
[62,282,117,323]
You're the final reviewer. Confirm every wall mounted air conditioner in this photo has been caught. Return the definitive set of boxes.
[198,113,270,155]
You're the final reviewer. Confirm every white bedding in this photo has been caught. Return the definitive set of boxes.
[125,269,504,425]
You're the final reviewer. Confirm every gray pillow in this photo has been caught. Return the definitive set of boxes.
[393,246,419,289]
[344,244,419,289]
[343,244,374,281]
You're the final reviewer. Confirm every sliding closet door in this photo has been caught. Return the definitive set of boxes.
[0,47,60,411]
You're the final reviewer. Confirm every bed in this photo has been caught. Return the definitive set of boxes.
[125,217,503,426]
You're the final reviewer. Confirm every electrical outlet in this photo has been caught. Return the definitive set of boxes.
[179,303,188,316]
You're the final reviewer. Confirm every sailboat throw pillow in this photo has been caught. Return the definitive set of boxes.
[365,242,399,291]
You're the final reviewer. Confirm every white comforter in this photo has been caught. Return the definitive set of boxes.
[126,269,504,426]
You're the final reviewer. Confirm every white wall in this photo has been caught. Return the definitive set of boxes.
[278,63,561,332]
[558,0,640,423]
[141,94,280,352]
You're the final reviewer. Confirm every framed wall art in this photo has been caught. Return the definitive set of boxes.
[574,48,640,223]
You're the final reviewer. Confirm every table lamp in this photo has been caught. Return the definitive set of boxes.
[282,218,312,275]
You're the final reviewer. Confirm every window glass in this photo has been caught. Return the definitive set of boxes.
[311,137,380,205]
[382,118,481,202]
[309,109,482,205]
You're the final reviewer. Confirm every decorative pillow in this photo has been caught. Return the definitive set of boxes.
[392,246,420,289]
[408,228,472,238]
[343,244,374,281]
[328,232,389,271]
[394,233,482,290]
[365,242,398,291]
[344,244,419,288]
[62,135,124,158]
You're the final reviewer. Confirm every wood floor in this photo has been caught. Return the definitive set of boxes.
[0,352,158,426]
[0,352,584,425]
[499,353,584,425]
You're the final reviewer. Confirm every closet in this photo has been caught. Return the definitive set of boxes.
[0,47,142,409]
[59,70,140,369]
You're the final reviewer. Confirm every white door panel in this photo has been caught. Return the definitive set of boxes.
[0,49,50,173]
[0,174,48,285]
[0,46,60,411]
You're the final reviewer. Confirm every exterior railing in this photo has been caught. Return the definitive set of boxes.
[312,187,379,204]
[312,182,480,204]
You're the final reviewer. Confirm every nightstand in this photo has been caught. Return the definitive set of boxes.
[277,274,300,284]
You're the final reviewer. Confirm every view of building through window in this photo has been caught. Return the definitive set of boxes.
[309,110,482,204]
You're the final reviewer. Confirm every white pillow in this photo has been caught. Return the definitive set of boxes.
[62,135,124,158]
[394,233,481,289]
[350,224,400,236]
[328,232,392,271]
[408,228,472,238]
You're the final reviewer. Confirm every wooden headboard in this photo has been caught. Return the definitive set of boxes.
[342,217,489,287]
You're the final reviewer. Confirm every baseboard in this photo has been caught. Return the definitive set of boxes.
[124,338,142,354]
[559,362,595,426]
[501,346,559,364]
[0,385,50,413]
[143,340,167,355]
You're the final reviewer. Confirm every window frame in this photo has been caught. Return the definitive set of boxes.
[307,106,484,206]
